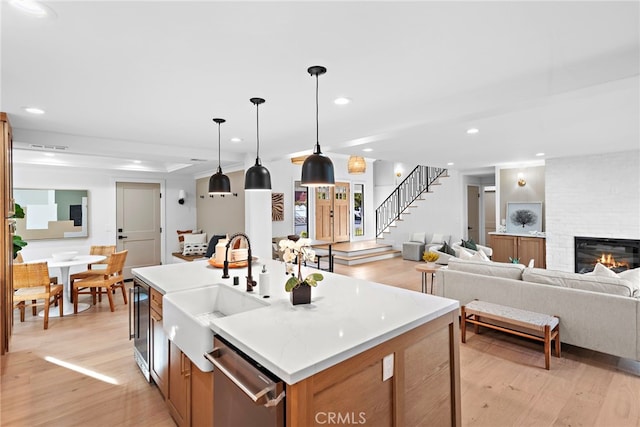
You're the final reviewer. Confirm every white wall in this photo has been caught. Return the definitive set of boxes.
[545,150,640,271]
[14,164,196,264]
[380,170,465,249]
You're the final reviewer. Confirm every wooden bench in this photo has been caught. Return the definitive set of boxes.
[461,300,560,370]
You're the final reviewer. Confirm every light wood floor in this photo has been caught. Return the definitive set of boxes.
[2,258,639,426]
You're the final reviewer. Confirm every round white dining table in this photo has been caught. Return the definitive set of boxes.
[28,255,107,317]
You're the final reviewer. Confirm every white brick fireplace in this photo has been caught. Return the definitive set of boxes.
[545,150,640,272]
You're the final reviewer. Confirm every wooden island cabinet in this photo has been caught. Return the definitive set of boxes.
[286,309,461,427]
[490,233,546,268]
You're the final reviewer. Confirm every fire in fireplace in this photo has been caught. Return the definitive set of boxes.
[575,237,640,274]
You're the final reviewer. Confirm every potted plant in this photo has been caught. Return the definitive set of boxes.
[279,238,324,305]
[12,203,27,259]
[422,250,439,267]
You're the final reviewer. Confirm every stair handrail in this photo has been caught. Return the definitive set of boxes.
[375,165,448,238]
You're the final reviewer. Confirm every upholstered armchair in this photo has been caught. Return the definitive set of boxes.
[402,232,426,261]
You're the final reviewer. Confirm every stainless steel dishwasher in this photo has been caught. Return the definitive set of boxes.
[205,335,285,426]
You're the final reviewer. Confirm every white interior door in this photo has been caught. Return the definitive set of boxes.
[116,182,161,279]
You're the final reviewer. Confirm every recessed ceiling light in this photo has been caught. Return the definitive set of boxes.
[133,160,142,164]
[362,148,373,152]
[466,128,479,135]
[334,97,351,105]
[447,162,454,166]
[536,152,545,157]
[230,137,242,143]
[43,152,55,157]
[9,0,55,18]
[23,106,45,115]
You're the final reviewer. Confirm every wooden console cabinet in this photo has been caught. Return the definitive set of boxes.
[490,234,546,268]
[286,309,461,426]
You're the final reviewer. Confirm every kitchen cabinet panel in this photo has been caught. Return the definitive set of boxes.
[167,341,190,427]
[150,291,168,398]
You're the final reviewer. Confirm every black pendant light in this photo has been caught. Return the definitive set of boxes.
[244,97,272,191]
[208,118,232,195]
[301,65,335,187]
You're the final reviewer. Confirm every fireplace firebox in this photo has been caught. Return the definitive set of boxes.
[574,237,640,274]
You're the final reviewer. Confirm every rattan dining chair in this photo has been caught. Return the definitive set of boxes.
[70,245,116,304]
[72,250,128,313]
[13,262,64,329]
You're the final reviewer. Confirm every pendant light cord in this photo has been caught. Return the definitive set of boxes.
[315,73,320,151]
[255,103,260,163]
[217,123,222,173]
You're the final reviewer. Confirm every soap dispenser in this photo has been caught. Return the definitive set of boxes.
[259,264,270,298]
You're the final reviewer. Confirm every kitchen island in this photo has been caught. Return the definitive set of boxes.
[133,258,461,426]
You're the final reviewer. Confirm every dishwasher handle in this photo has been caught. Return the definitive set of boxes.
[205,349,285,407]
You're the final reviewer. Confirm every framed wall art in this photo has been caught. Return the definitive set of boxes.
[506,202,542,233]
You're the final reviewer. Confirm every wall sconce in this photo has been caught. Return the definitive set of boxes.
[396,171,402,178]
[178,190,186,204]
[517,173,526,187]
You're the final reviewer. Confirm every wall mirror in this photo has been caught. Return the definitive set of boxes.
[14,189,89,239]
[353,183,364,236]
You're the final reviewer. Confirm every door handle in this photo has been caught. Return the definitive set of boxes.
[118,235,128,239]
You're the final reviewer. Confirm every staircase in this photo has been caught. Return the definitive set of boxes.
[313,240,401,266]
[376,165,448,239]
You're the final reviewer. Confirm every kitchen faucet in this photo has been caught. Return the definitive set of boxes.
[222,232,256,292]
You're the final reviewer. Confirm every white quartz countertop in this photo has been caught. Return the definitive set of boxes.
[134,259,459,385]
[132,259,223,294]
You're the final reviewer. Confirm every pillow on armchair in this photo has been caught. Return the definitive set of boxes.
[410,232,426,243]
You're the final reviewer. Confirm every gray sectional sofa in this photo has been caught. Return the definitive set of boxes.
[434,259,640,361]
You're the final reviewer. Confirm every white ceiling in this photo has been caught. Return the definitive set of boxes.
[3,1,639,175]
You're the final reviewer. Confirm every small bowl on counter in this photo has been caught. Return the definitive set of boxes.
[51,251,78,262]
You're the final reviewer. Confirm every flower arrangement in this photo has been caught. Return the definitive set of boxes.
[422,251,439,263]
[279,238,324,292]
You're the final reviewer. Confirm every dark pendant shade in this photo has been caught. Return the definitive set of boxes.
[245,97,272,191]
[209,167,231,194]
[245,161,272,191]
[301,65,334,187]
[301,148,335,187]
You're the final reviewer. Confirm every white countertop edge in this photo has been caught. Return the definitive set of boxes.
[210,302,459,385]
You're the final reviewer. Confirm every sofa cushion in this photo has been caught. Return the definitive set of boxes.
[471,250,490,262]
[448,259,525,280]
[523,267,635,297]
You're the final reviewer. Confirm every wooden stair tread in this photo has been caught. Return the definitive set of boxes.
[333,250,401,261]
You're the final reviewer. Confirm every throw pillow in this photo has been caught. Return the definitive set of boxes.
[410,232,426,243]
[183,232,207,244]
[182,242,208,256]
[177,229,193,251]
[461,238,478,251]
[471,250,490,262]
[619,268,640,297]
[430,233,445,244]
[591,262,618,278]
[457,248,474,260]
[439,241,456,256]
